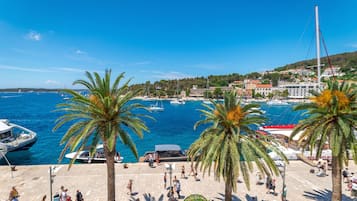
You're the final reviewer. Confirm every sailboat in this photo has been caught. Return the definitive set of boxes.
[170,79,186,105]
[203,78,213,104]
[148,100,164,112]
[260,6,323,139]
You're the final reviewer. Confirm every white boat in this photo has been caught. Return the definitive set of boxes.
[0,119,37,152]
[266,99,289,105]
[0,144,7,160]
[170,99,185,105]
[140,144,187,162]
[202,100,212,104]
[65,144,123,163]
[147,101,164,112]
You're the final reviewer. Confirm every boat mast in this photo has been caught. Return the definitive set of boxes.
[315,5,321,88]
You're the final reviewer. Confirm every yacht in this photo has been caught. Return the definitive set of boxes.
[140,144,187,162]
[0,119,37,152]
[266,99,289,105]
[65,144,123,163]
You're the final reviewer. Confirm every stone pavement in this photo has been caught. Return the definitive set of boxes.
[0,161,356,201]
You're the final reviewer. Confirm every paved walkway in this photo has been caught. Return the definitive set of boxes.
[0,161,356,201]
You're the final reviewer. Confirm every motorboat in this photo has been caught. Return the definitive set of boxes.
[140,144,187,162]
[266,99,289,105]
[65,144,123,163]
[170,98,185,105]
[0,119,37,152]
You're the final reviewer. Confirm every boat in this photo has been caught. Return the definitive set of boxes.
[202,99,212,104]
[170,98,186,105]
[65,144,123,163]
[0,119,37,152]
[266,99,289,105]
[140,144,187,162]
[0,144,7,160]
[147,100,164,112]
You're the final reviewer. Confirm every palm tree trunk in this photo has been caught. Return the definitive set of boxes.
[225,180,233,201]
[106,150,116,201]
[331,155,342,201]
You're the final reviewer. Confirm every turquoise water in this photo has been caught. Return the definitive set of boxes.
[0,93,305,165]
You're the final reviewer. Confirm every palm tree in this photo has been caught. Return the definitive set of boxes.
[53,70,152,201]
[187,91,286,201]
[291,80,357,201]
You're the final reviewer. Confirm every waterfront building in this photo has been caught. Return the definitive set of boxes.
[279,82,320,98]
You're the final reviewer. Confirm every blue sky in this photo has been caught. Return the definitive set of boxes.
[0,0,356,88]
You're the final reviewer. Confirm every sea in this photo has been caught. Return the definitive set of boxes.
[0,92,306,165]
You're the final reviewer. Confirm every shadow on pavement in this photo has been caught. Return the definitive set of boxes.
[215,193,259,201]
[303,189,355,201]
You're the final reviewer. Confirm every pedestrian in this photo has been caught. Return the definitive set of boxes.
[9,186,19,201]
[127,179,133,195]
[42,195,47,201]
[167,186,174,200]
[155,152,160,165]
[164,172,167,189]
[175,180,181,198]
[343,168,349,183]
[76,190,84,201]
[181,165,185,178]
[60,186,68,201]
[271,179,276,195]
[189,162,195,176]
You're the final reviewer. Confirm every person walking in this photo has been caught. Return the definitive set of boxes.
[76,190,84,201]
[181,165,185,179]
[175,180,181,199]
[127,179,133,195]
[164,172,167,189]
[59,186,67,201]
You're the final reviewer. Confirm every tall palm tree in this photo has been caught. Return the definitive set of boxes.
[291,80,357,201]
[187,91,286,201]
[53,70,151,201]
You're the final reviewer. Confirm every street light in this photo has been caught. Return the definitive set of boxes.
[165,163,175,198]
[277,161,287,201]
[49,166,56,201]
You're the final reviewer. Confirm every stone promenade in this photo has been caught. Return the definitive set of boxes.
[0,161,356,201]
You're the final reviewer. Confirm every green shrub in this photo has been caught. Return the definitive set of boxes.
[184,194,208,201]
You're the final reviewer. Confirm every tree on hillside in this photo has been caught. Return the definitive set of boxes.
[291,80,357,201]
[188,91,287,201]
[53,70,152,201]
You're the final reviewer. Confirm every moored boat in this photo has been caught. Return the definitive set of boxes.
[0,119,37,152]
[65,144,123,163]
[140,144,187,162]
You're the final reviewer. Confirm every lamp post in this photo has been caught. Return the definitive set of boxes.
[49,166,56,201]
[279,162,287,201]
[165,163,174,199]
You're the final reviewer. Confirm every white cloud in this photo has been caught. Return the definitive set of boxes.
[0,64,54,73]
[75,49,87,55]
[53,67,86,73]
[351,43,357,48]
[150,71,193,80]
[45,80,60,85]
[26,31,41,41]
